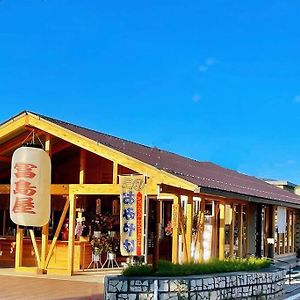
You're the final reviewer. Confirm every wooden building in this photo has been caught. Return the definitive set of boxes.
[0,111,300,275]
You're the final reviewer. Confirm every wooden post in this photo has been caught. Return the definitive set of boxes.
[213,203,220,258]
[282,209,286,254]
[41,134,51,271]
[29,229,41,268]
[15,226,23,269]
[219,203,225,260]
[186,196,193,262]
[171,195,179,264]
[113,161,118,185]
[45,198,70,268]
[238,204,243,257]
[2,209,6,236]
[292,211,295,253]
[198,199,205,262]
[178,204,188,263]
[229,204,235,257]
[67,193,76,275]
[153,199,161,272]
[287,210,291,253]
[79,149,86,184]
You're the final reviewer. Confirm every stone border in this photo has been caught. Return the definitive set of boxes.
[105,268,286,299]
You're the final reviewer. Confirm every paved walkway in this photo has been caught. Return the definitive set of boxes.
[0,268,121,299]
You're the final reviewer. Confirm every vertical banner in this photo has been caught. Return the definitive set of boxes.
[277,206,287,234]
[120,175,145,256]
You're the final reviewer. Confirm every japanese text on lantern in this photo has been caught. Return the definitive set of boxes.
[120,175,145,256]
[12,163,37,214]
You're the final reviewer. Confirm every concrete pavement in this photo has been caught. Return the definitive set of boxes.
[0,268,121,299]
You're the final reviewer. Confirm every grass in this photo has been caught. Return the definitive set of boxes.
[122,257,271,277]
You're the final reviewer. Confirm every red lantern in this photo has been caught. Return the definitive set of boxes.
[10,146,51,226]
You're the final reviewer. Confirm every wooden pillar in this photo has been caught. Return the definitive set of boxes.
[41,134,51,271]
[2,209,6,236]
[245,204,250,257]
[15,226,23,269]
[67,193,76,275]
[186,196,193,262]
[213,203,220,258]
[256,204,263,257]
[229,204,235,257]
[292,211,295,252]
[198,198,205,262]
[238,204,243,258]
[79,149,86,184]
[219,203,225,260]
[287,210,291,253]
[153,199,161,272]
[113,161,118,185]
[266,205,275,258]
[171,195,179,264]
[282,209,287,254]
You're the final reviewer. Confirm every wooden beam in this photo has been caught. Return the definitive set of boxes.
[0,114,26,142]
[198,198,205,262]
[113,161,118,185]
[0,128,43,155]
[2,210,6,236]
[15,226,23,269]
[27,113,197,192]
[41,135,51,271]
[0,184,69,195]
[185,197,193,262]
[45,198,70,268]
[178,204,188,263]
[292,211,295,252]
[67,193,76,275]
[51,184,69,195]
[219,203,225,260]
[246,204,250,257]
[29,229,41,268]
[79,149,86,184]
[52,140,72,155]
[0,155,11,163]
[287,210,291,253]
[229,204,235,257]
[238,204,243,257]
[171,195,179,264]
[69,183,157,195]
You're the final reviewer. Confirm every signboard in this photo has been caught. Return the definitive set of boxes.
[120,174,145,256]
[277,206,287,234]
[10,146,51,227]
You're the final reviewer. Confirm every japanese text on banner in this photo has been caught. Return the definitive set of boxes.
[120,175,145,256]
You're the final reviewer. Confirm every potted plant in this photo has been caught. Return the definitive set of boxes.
[90,234,109,263]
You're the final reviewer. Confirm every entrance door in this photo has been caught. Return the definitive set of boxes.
[159,200,172,261]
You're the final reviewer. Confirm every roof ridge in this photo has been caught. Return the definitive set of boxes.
[34,111,157,150]
[34,111,210,164]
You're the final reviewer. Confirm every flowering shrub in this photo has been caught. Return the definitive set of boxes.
[164,221,173,236]
[91,234,119,255]
[91,235,109,256]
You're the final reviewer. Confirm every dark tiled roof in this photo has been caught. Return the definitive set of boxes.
[33,112,300,206]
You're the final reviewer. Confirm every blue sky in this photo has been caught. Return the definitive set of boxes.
[1,1,300,183]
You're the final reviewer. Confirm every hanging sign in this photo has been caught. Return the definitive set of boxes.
[10,146,51,227]
[277,206,287,234]
[120,174,145,256]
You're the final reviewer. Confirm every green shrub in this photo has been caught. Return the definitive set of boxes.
[122,257,271,277]
[122,264,154,277]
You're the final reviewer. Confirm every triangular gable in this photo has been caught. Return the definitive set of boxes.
[0,111,197,191]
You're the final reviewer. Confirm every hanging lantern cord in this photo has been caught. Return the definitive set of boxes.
[21,129,45,150]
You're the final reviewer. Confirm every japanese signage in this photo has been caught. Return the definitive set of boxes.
[10,146,51,227]
[120,174,145,256]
